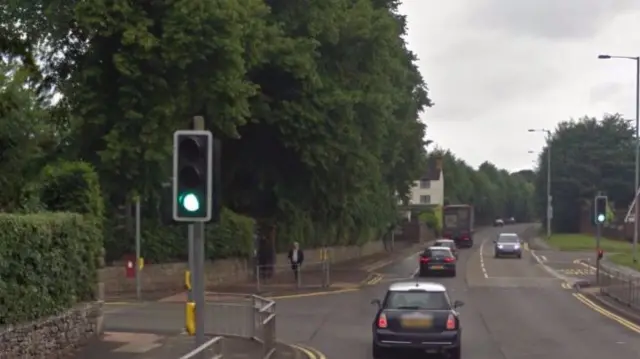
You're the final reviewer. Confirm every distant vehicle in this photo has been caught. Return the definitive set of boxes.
[419,247,457,277]
[506,217,516,224]
[433,239,458,258]
[371,281,463,359]
[442,204,475,248]
[493,218,504,227]
[493,233,523,258]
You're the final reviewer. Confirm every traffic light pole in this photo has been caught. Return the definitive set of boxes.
[191,116,206,356]
[596,221,601,285]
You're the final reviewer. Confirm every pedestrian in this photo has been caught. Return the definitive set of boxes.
[288,242,304,282]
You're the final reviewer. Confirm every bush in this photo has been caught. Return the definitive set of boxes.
[419,207,442,235]
[39,161,104,219]
[105,206,256,263]
[0,213,102,325]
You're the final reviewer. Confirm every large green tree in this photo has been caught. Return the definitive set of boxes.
[1,0,432,259]
[430,150,535,224]
[533,114,635,233]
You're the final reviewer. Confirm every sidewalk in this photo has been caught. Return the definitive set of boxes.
[69,332,304,359]
[197,241,425,297]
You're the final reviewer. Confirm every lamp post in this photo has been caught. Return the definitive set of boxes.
[599,54,640,263]
[529,129,552,239]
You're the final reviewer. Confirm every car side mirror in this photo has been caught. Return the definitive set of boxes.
[493,240,497,243]
[371,299,381,308]
[453,300,464,308]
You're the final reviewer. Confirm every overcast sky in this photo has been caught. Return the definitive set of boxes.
[399,0,640,172]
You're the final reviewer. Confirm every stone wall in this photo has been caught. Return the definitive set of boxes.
[0,301,103,359]
[100,240,389,297]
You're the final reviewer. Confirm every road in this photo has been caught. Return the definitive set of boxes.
[274,224,640,358]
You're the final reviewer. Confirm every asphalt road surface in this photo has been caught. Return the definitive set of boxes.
[274,224,640,358]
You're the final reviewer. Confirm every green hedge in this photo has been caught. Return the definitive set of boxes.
[104,207,256,263]
[0,213,102,325]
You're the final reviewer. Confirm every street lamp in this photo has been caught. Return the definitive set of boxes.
[599,54,640,263]
[529,129,552,239]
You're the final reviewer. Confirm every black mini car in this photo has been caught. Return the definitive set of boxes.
[371,281,463,359]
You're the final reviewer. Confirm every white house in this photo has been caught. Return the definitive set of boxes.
[406,156,444,206]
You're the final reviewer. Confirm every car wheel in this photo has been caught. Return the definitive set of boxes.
[451,270,457,277]
[418,270,426,277]
[448,345,461,359]
[372,342,384,359]
[517,253,522,259]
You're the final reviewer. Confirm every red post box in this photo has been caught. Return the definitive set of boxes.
[123,254,136,278]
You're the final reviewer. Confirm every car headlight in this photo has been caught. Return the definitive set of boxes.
[514,244,520,249]
[497,244,503,249]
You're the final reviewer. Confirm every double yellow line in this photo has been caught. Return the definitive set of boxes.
[292,344,327,359]
[573,292,640,333]
[365,273,383,285]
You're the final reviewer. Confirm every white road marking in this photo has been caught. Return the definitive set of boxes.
[479,240,488,278]
[540,255,547,262]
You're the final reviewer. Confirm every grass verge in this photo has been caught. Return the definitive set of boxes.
[608,252,640,271]
[546,233,631,252]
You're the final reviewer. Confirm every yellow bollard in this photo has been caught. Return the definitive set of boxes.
[138,257,144,270]
[185,270,192,291]
[185,302,196,335]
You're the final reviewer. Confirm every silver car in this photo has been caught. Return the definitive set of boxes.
[493,233,523,258]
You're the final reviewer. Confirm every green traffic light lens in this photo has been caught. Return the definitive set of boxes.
[181,193,201,212]
[597,214,605,223]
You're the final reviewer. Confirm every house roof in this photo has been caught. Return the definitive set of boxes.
[420,157,442,181]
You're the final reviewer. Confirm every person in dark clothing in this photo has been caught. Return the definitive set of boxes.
[287,242,304,282]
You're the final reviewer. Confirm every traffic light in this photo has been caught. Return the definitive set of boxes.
[594,195,608,224]
[173,130,213,222]
[597,249,604,260]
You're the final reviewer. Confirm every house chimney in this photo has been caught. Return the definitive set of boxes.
[435,156,443,172]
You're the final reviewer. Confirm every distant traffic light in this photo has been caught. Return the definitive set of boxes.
[594,195,608,224]
[173,130,213,222]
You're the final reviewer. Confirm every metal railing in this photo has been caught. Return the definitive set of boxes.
[598,264,640,310]
[255,261,330,292]
[182,294,277,359]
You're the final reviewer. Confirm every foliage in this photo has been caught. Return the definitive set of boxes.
[533,114,635,232]
[0,213,102,324]
[39,161,105,219]
[418,207,442,235]
[430,150,536,224]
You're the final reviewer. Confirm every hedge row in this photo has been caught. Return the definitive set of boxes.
[0,213,101,325]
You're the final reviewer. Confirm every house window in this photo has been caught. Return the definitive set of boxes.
[420,179,431,189]
[420,195,431,204]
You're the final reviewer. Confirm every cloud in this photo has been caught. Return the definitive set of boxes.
[400,0,640,171]
[465,0,640,40]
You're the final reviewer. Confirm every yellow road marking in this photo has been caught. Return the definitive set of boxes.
[363,260,394,272]
[293,344,327,359]
[572,292,640,334]
[367,273,383,285]
[268,288,358,300]
[291,344,316,359]
[561,282,571,289]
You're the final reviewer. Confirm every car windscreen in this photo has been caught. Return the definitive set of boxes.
[426,249,452,257]
[434,241,453,248]
[384,291,450,310]
[498,235,519,243]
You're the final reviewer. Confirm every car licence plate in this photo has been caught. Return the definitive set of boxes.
[430,265,444,269]
[401,317,432,328]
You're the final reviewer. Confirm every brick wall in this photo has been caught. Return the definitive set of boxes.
[100,240,387,297]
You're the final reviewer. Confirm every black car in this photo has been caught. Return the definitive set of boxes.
[433,239,458,258]
[371,281,463,359]
[419,247,457,277]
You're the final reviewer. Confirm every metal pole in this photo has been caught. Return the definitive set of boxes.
[596,222,601,285]
[634,57,640,264]
[188,224,194,302]
[135,197,142,300]
[546,132,552,239]
[193,222,206,354]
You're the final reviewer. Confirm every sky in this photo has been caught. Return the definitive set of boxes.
[399,0,640,172]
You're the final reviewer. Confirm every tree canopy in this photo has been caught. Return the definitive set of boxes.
[533,114,635,233]
[0,0,530,261]
[428,150,536,224]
